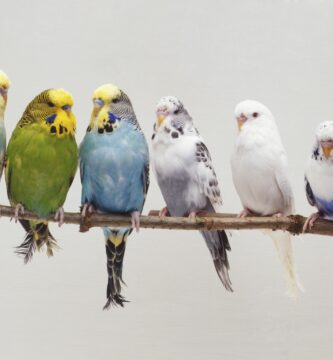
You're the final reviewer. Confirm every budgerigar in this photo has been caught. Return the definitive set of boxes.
[151,96,233,291]
[0,70,11,181]
[6,89,78,262]
[231,100,302,298]
[79,84,149,309]
[303,121,333,231]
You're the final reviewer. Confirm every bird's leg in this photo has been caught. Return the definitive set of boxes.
[303,211,322,233]
[54,207,65,227]
[237,208,255,218]
[81,203,96,218]
[14,203,25,223]
[131,211,141,232]
[159,207,170,217]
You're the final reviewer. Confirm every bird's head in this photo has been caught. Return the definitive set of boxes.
[0,70,11,114]
[88,84,134,134]
[315,121,333,159]
[155,96,186,128]
[24,88,76,137]
[234,100,273,130]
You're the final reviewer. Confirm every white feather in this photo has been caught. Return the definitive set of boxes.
[231,100,302,298]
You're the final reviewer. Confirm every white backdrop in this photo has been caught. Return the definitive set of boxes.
[1,0,333,359]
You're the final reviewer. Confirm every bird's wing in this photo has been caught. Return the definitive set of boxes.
[274,157,295,214]
[142,160,150,200]
[305,176,316,207]
[194,140,223,211]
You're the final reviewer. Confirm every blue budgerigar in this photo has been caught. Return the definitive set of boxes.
[304,121,333,231]
[79,84,149,309]
[0,70,11,181]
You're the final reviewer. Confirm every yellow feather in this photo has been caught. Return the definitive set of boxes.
[0,70,11,89]
[93,84,121,102]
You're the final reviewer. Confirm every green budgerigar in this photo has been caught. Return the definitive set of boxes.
[6,89,78,262]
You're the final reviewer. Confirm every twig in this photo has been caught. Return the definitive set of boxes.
[0,204,332,236]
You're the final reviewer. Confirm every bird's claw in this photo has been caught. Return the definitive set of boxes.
[238,208,253,218]
[273,212,283,218]
[81,203,96,218]
[14,204,25,223]
[131,211,141,232]
[159,207,170,217]
[55,207,65,227]
[188,211,197,221]
[303,212,321,233]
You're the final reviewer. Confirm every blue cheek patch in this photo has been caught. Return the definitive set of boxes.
[108,112,120,124]
[46,114,57,124]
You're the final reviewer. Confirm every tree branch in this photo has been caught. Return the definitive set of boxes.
[0,204,332,236]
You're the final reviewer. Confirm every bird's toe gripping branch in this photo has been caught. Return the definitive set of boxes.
[14,203,25,223]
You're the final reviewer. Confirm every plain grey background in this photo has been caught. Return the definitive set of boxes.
[1,0,333,359]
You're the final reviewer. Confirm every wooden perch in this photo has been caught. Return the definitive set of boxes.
[0,204,332,236]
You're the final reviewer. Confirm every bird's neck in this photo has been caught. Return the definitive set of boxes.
[0,109,5,122]
[0,98,6,120]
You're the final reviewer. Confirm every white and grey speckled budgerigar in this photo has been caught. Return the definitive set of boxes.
[0,70,11,181]
[303,121,333,231]
[152,96,233,292]
[231,100,302,298]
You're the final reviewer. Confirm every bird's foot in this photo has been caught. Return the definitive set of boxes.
[188,211,197,221]
[131,211,141,232]
[237,208,254,218]
[14,204,25,223]
[303,212,322,233]
[159,207,170,217]
[273,212,283,218]
[81,203,96,218]
[54,207,65,227]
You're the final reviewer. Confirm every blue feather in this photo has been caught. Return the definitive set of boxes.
[79,122,149,214]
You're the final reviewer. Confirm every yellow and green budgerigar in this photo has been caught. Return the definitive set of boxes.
[0,70,11,182]
[6,89,78,262]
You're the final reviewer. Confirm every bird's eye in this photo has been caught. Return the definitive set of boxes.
[174,109,179,115]
[47,102,55,107]
[252,112,258,118]
[112,98,120,104]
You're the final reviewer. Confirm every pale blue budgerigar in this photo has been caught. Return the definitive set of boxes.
[0,70,11,181]
[303,121,333,231]
[151,96,233,291]
[79,84,149,309]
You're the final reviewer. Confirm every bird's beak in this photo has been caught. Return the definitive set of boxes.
[0,88,8,103]
[157,114,165,127]
[321,140,333,159]
[237,114,247,130]
[156,108,168,127]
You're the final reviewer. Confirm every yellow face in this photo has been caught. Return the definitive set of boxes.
[38,88,76,138]
[88,84,122,133]
[0,70,11,110]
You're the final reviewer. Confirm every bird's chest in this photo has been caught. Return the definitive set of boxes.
[153,140,206,215]
[307,159,333,215]
[232,145,283,215]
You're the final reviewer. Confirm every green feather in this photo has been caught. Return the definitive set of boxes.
[6,97,78,261]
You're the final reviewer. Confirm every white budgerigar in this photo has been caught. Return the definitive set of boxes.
[303,121,333,231]
[152,96,233,292]
[230,100,302,298]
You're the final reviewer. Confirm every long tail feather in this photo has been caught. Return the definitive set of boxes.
[16,220,58,263]
[201,229,233,292]
[267,230,303,299]
[103,228,130,310]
